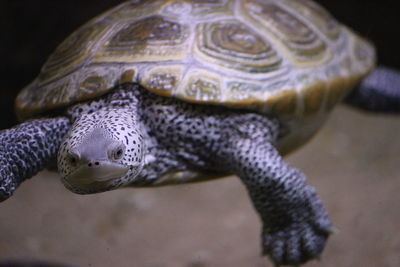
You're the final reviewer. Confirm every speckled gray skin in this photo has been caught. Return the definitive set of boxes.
[346,67,400,113]
[0,66,399,266]
[0,118,70,199]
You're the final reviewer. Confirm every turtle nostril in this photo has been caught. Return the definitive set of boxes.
[88,162,100,167]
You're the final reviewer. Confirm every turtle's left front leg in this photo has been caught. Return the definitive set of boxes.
[0,117,70,201]
[217,114,333,266]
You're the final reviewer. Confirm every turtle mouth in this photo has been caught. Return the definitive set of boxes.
[62,161,129,193]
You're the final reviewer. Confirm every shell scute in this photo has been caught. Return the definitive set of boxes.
[266,89,298,116]
[242,0,328,62]
[226,82,263,103]
[195,20,282,73]
[106,0,166,21]
[183,0,232,17]
[78,75,108,98]
[39,21,111,85]
[281,0,342,41]
[181,73,222,102]
[302,80,326,116]
[120,69,137,84]
[95,15,189,63]
[141,66,183,96]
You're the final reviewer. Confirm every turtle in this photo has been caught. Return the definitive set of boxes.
[1,0,400,265]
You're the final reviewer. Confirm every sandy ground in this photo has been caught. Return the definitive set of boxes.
[0,106,399,267]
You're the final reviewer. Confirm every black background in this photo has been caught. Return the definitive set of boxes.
[1,0,399,129]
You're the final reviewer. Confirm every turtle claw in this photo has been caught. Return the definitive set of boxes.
[263,218,334,266]
[261,192,333,266]
[263,223,329,266]
[327,226,340,234]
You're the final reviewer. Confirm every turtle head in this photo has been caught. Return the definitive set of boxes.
[58,107,144,194]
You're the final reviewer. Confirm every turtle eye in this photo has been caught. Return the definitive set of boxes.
[68,153,80,166]
[112,146,125,160]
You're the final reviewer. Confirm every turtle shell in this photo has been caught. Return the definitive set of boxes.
[16,0,375,121]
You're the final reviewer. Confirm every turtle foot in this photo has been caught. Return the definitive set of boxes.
[261,194,334,266]
[262,220,332,266]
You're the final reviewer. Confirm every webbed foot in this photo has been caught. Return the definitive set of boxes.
[262,189,334,266]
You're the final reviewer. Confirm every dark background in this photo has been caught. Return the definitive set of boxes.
[1,0,399,129]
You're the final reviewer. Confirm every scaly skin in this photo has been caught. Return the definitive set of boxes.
[0,118,70,200]
[346,66,400,113]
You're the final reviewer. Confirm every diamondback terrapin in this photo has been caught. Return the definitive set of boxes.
[1,0,400,265]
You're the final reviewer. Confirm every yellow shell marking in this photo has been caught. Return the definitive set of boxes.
[242,0,328,62]
[39,21,111,84]
[95,15,189,63]
[195,20,282,73]
[281,0,341,41]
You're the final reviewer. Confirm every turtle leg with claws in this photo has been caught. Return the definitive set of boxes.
[137,88,333,265]
[346,66,400,113]
[215,114,333,266]
[0,118,70,201]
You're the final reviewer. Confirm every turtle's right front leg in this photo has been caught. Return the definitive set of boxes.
[0,117,70,201]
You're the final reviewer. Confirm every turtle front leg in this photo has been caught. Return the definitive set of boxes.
[0,117,70,201]
[218,115,333,266]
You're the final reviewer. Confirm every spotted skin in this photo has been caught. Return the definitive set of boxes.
[346,66,400,113]
[0,118,70,200]
[223,138,331,265]
[53,83,333,265]
[58,106,145,194]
